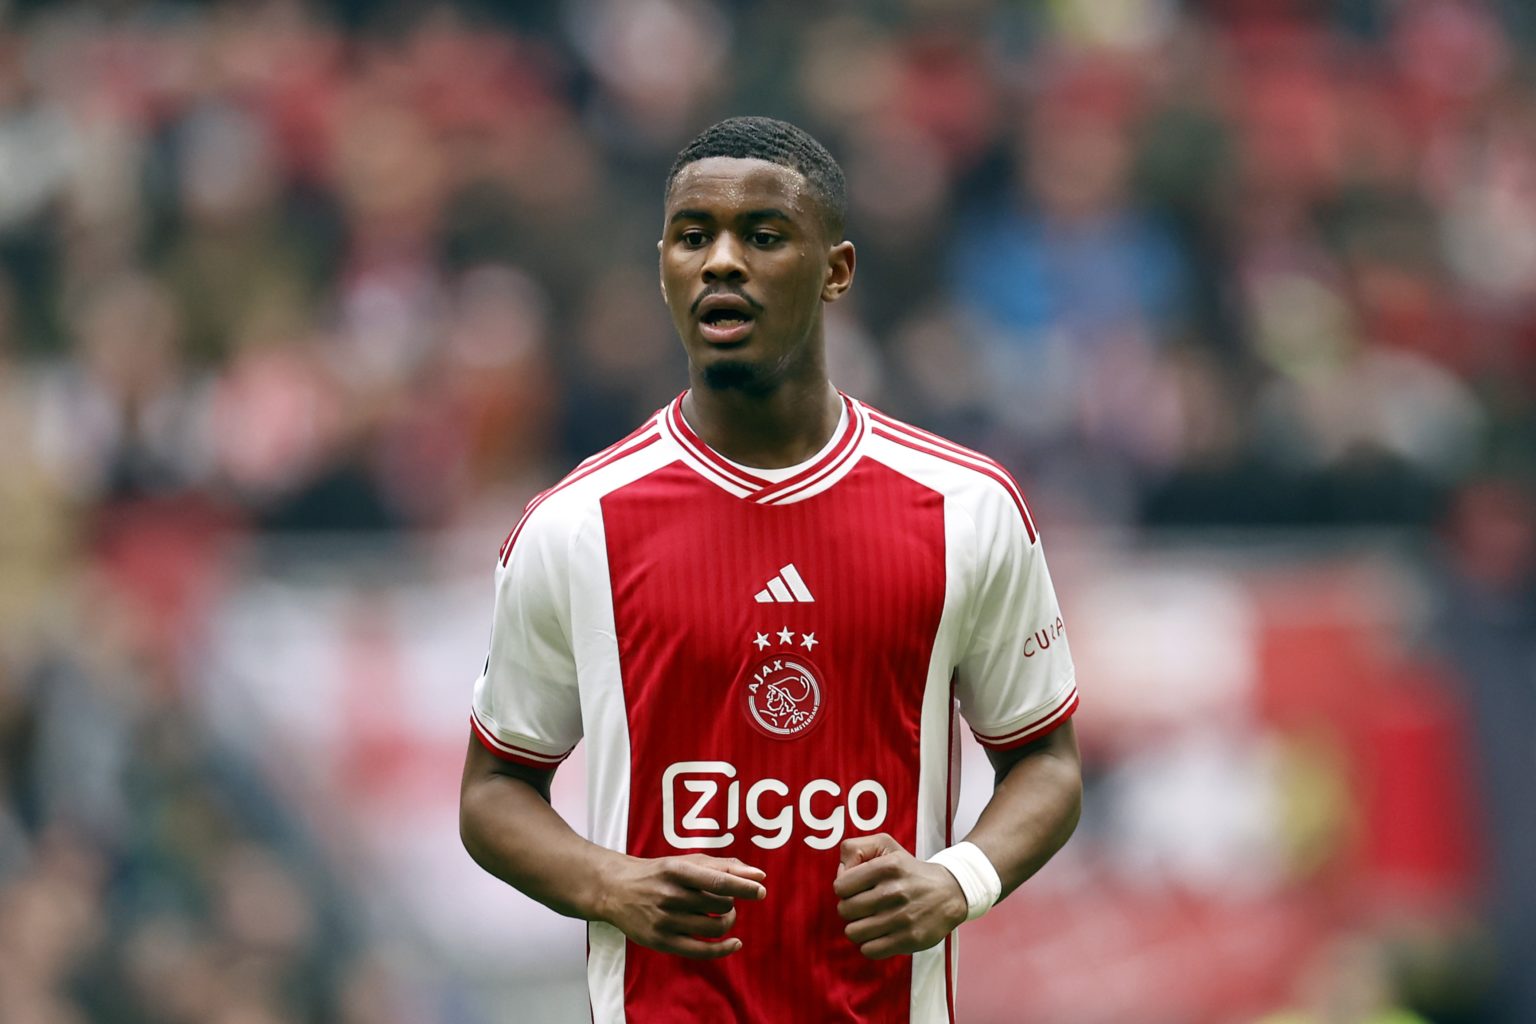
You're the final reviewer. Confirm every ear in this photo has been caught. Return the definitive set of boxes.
[658,239,668,302]
[821,240,856,303]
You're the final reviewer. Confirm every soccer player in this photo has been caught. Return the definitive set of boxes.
[460,116,1081,1023]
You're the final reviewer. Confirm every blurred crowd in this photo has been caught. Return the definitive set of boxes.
[0,0,1534,1021]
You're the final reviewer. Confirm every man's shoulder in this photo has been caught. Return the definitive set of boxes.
[498,412,672,566]
[858,403,1038,542]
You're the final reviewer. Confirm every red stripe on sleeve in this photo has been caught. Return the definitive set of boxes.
[469,713,572,768]
[870,423,1038,543]
[970,690,1079,750]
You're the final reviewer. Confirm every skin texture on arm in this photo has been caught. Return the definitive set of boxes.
[459,735,768,959]
[833,720,1082,959]
[969,719,1083,900]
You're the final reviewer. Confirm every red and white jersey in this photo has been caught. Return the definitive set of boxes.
[472,392,1078,1024]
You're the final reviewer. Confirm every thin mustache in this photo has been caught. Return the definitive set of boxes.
[690,289,765,316]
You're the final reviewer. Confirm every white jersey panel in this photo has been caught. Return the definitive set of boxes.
[957,500,1076,745]
[474,426,675,1024]
[473,496,583,763]
[862,416,1077,748]
[473,426,673,766]
[907,488,975,1023]
[562,453,670,1024]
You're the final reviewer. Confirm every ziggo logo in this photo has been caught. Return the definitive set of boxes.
[661,761,888,851]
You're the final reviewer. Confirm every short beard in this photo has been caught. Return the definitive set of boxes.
[701,359,776,397]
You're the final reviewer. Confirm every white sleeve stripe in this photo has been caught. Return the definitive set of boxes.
[470,709,573,764]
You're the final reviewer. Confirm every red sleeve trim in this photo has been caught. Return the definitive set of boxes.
[500,431,661,567]
[970,687,1079,750]
[469,712,573,769]
[869,421,1038,543]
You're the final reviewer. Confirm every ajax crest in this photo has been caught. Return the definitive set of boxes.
[745,656,823,739]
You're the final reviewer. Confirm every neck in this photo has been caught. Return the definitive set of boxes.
[682,375,842,470]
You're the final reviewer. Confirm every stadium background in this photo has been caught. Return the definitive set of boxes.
[0,0,1533,1021]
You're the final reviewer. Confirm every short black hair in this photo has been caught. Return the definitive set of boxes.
[666,116,847,238]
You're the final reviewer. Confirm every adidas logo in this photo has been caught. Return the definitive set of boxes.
[754,563,815,603]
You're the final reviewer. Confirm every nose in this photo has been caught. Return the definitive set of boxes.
[702,232,747,283]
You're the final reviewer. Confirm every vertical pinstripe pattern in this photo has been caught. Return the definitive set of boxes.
[479,397,1074,1022]
[599,460,947,1022]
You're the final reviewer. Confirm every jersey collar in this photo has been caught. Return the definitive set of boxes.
[662,391,868,505]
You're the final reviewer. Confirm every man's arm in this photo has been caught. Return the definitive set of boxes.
[833,720,1081,958]
[459,734,768,958]
[968,718,1082,899]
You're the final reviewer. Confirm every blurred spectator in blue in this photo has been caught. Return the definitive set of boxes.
[950,62,1191,480]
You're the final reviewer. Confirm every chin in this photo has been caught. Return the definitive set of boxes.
[701,358,775,395]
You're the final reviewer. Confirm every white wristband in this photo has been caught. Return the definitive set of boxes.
[927,841,1002,922]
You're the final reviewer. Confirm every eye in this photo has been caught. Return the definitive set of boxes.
[679,228,709,248]
[749,230,782,247]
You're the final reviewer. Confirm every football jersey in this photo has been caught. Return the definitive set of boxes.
[471,392,1078,1024]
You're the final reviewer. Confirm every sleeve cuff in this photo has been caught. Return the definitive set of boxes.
[469,711,574,769]
[969,680,1079,750]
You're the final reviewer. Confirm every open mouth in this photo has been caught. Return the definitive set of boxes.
[702,308,753,327]
[699,308,756,344]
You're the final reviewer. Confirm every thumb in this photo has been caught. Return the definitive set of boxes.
[839,832,900,871]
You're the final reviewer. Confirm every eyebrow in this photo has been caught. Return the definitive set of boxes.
[668,208,795,225]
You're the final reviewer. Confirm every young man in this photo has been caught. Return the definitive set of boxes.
[460,117,1081,1023]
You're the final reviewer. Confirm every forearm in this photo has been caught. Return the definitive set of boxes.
[459,742,620,921]
[963,721,1082,900]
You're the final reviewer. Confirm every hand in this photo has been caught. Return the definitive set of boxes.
[595,854,766,959]
[833,833,967,959]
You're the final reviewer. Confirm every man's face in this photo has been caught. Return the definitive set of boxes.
[660,157,853,394]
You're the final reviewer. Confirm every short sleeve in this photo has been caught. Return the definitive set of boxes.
[954,486,1078,750]
[470,502,583,767]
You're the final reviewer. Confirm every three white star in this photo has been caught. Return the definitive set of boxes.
[801,632,818,651]
[753,632,771,651]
